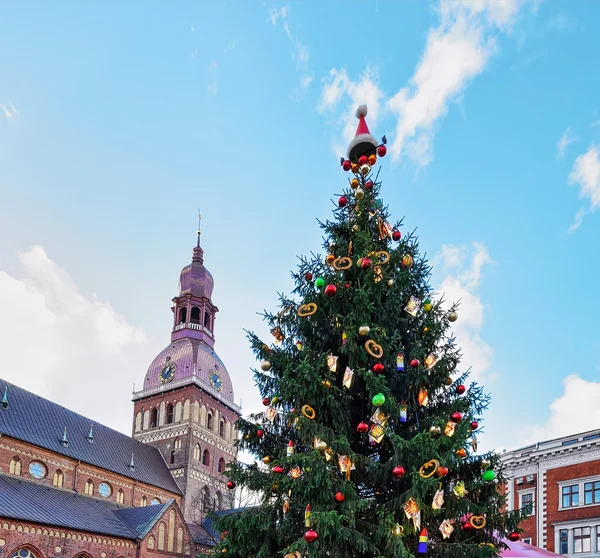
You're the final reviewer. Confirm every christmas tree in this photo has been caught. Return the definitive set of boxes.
[212,106,525,557]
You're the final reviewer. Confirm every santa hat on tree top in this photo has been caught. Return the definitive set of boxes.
[346,105,379,161]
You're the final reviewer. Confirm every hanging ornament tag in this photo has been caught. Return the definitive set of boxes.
[418,387,429,407]
[371,409,388,427]
[271,326,284,343]
[453,481,467,498]
[432,488,444,510]
[425,353,438,370]
[396,353,405,372]
[399,402,407,423]
[403,498,419,519]
[444,421,456,437]
[338,455,355,480]
[471,435,478,453]
[440,519,454,539]
[378,216,392,240]
[327,354,338,373]
[343,367,354,389]
[369,424,385,444]
[413,511,422,531]
[374,265,383,283]
[266,407,278,422]
[324,448,334,462]
[405,296,421,317]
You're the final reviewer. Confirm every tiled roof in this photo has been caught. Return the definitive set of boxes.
[113,502,173,538]
[0,473,137,539]
[0,378,181,495]
[198,508,252,546]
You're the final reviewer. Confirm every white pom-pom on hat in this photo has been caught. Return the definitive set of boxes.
[347,104,378,161]
[355,105,368,118]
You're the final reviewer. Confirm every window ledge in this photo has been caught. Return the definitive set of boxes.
[559,502,600,512]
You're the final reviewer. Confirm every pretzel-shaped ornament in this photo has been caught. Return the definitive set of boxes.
[297,303,318,317]
[469,515,486,530]
[333,256,352,270]
[365,340,384,358]
[301,405,316,420]
[368,250,391,265]
[419,459,440,479]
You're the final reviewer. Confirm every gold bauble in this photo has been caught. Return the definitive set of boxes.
[350,178,360,189]
[423,302,432,312]
[448,311,458,322]
[315,440,328,452]
[260,360,272,371]
[326,254,336,264]
[392,524,403,536]
[359,164,371,175]
[358,325,370,336]
[351,163,359,173]
[429,425,442,437]
[322,380,331,388]
[355,187,365,200]
[368,154,377,166]
[444,376,453,386]
[387,278,395,287]
[263,456,271,464]
[401,254,413,268]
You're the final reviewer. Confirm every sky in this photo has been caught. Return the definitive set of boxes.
[1,0,600,455]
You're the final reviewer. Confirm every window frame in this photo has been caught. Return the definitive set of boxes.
[518,489,535,516]
[562,484,580,509]
[573,526,591,553]
[558,475,600,510]
[559,529,568,555]
[584,480,600,505]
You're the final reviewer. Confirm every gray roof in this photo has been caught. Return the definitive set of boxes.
[113,503,173,539]
[0,473,155,539]
[0,379,181,495]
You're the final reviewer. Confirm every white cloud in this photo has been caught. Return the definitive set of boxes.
[207,82,219,95]
[209,60,218,73]
[224,40,236,54]
[568,145,600,229]
[557,127,576,159]
[0,102,18,120]
[299,73,314,90]
[0,246,154,433]
[435,242,495,382]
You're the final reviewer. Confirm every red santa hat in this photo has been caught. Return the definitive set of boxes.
[346,105,379,161]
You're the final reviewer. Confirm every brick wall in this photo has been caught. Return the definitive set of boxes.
[0,437,180,508]
[512,474,538,546]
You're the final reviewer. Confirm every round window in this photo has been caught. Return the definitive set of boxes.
[98,482,112,498]
[150,498,161,505]
[28,461,47,479]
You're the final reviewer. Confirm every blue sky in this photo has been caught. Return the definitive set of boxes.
[1,0,599,453]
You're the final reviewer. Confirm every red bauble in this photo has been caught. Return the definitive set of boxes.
[257,429,264,438]
[335,492,345,502]
[410,358,420,368]
[220,530,228,540]
[272,465,284,474]
[365,180,374,191]
[462,521,473,531]
[345,282,351,289]
[358,155,368,166]
[377,145,387,157]
[437,466,449,477]
[392,466,405,479]
[342,160,352,172]
[450,412,463,424]
[392,230,401,241]
[262,397,270,406]
[470,421,479,430]
[361,258,372,270]
[372,363,385,374]
[456,385,466,395]
[325,284,337,297]
[357,421,369,433]
[304,530,318,543]
[226,481,235,489]
[508,532,520,542]
[338,196,348,208]
[305,271,313,281]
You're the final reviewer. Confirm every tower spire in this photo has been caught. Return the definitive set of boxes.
[192,210,204,263]
[197,209,201,247]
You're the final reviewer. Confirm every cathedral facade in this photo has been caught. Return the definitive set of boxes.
[0,233,240,558]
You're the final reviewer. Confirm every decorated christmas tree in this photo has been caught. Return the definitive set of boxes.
[212,106,525,557]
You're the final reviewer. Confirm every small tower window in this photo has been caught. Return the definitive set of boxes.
[204,312,211,329]
[85,479,94,495]
[218,457,225,473]
[202,486,211,511]
[202,449,210,467]
[117,489,125,504]
[179,307,187,324]
[191,306,200,324]
[216,491,223,510]
[170,451,175,465]
[53,470,64,487]
[166,404,174,424]
[174,437,182,449]
[194,444,201,461]
[219,420,224,437]
[207,412,213,431]
[150,408,158,428]
[9,456,22,476]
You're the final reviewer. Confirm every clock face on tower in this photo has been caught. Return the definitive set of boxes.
[159,361,176,383]
[210,370,223,391]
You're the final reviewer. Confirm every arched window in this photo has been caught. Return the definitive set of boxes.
[202,486,211,511]
[216,491,223,510]
[175,401,182,422]
[202,449,210,467]
[190,306,200,324]
[168,509,175,552]
[140,495,148,507]
[158,522,166,551]
[166,404,174,424]
[194,444,201,461]
[143,409,150,430]
[134,411,142,432]
[174,437,182,449]
[169,451,175,465]
[9,456,22,476]
[219,420,224,437]
[150,408,158,428]
[151,497,161,505]
[218,457,226,473]
[207,412,213,431]
[10,548,38,558]
[147,536,155,550]
[178,307,187,324]
[53,469,64,487]
[177,527,184,553]
[84,479,94,495]
[117,489,125,504]
[204,312,211,329]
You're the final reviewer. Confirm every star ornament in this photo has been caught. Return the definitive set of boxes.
[440,519,454,539]
[403,498,419,519]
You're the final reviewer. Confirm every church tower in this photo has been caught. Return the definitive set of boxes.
[132,228,240,524]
